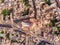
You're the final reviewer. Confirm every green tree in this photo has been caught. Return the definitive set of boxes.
[57,27,60,32]
[22,9,29,16]
[12,34,14,36]
[2,9,11,16]
[11,40,17,43]
[25,2,29,7]
[45,0,51,5]
[50,18,58,27]
[50,20,55,27]
[0,0,4,3]
[23,0,29,7]
[0,31,4,34]
[54,31,59,35]
[5,33,10,39]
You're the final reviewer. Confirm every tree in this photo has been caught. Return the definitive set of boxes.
[50,20,55,27]
[22,9,29,16]
[5,33,10,39]
[0,0,4,3]
[50,18,58,27]
[2,9,11,16]
[45,0,51,5]
[11,40,17,43]
[23,0,29,7]
[0,31,4,34]
[57,27,60,32]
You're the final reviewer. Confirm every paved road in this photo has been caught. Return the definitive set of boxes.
[0,24,12,28]
[32,0,37,19]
